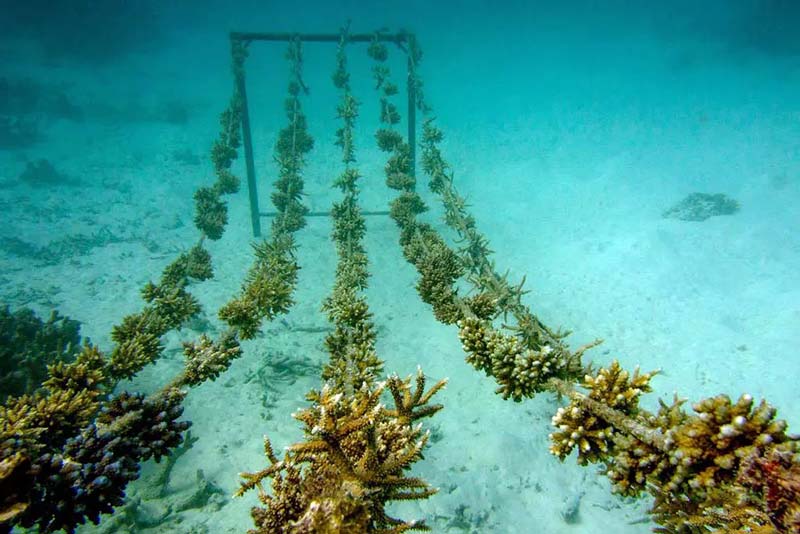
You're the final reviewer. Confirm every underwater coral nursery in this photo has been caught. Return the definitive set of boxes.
[1,28,798,534]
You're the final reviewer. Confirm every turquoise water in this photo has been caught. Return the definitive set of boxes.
[1,1,799,532]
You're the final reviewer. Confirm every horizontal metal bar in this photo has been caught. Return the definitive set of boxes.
[260,210,391,218]
[230,32,407,44]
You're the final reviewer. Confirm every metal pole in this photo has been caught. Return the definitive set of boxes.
[232,38,262,238]
[229,31,413,236]
[406,33,417,180]
[230,32,406,43]
[260,210,390,218]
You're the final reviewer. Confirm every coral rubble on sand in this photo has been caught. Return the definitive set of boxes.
[662,192,740,221]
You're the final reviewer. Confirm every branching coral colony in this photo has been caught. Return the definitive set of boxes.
[1,28,798,534]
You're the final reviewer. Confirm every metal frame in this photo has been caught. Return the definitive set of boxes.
[229,31,418,237]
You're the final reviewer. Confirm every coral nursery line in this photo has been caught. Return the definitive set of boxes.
[1,27,798,534]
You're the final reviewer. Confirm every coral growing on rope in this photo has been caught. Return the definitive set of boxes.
[193,39,248,241]
[237,31,444,532]
[218,235,299,340]
[2,28,798,534]
[368,33,800,532]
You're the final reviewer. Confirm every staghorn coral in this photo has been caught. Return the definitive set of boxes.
[418,115,574,355]
[385,170,416,192]
[489,333,567,402]
[404,33,429,113]
[321,33,383,399]
[369,43,417,210]
[331,198,367,250]
[0,387,100,456]
[419,119,447,194]
[649,485,776,534]
[362,35,800,532]
[147,244,212,316]
[269,40,313,236]
[390,193,427,228]
[108,324,163,382]
[392,220,467,326]
[219,235,299,340]
[321,294,383,395]
[43,344,108,395]
[210,105,241,173]
[385,370,447,426]
[371,64,390,91]
[179,330,242,387]
[110,307,166,344]
[2,136,238,534]
[368,41,471,329]
[333,167,361,192]
[384,144,414,192]
[637,394,799,532]
[334,94,358,164]
[193,40,247,240]
[376,128,405,153]
[238,375,443,534]
[380,97,401,125]
[334,251,369,295]
[1,345,108,463]
[107,247,210,381]
[457,316,494,373]
[367,35,389,62]
[369,38,578,374]
[461,291,499,321]
[408,227,464,325]
[160,243,214,286]
[220,40,311,340]
[193,186,228,241]
[140,283,201,332]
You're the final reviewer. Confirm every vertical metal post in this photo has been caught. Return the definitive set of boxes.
[406,34,417,179]
[233,38,262,238]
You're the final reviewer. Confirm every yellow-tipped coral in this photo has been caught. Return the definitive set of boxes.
[458,317,584,401]
[549,361,658,464]
[219,236,299,340]
[179,330,242,387]
[239,377,443,534]
[547,361,800,532]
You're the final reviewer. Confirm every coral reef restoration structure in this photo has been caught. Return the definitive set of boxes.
[0,27,798,534]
